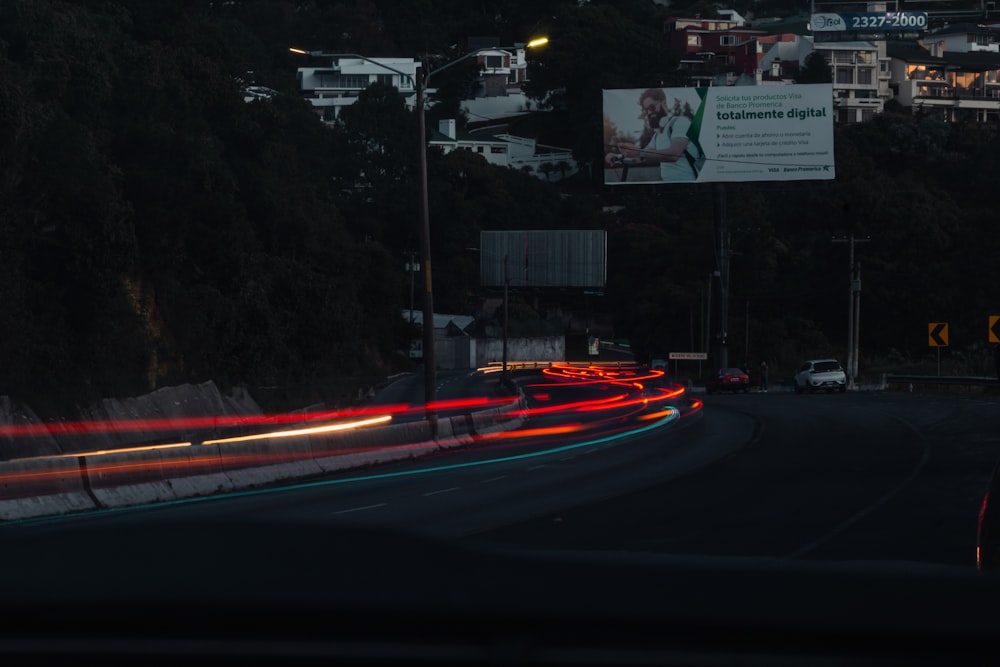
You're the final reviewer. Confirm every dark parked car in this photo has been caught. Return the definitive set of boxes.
[978,458,1000,571]
[705,367,751,394]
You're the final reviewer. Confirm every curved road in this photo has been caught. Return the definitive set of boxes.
[475,389,1000,568]
[5,381,999,570]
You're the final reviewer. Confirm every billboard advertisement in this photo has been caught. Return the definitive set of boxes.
[479,230,606,288]
[603,84,835,185]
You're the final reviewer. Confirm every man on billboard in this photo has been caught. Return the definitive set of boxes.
[605,84,834,184]
[604,88,703,182]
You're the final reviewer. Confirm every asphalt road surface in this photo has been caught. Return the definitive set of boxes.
[7,382,998,570]
[472,389,1000,568]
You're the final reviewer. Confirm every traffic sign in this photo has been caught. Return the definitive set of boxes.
[990,316,1000,344]
[669,352,708,360]
[928,322,948,347]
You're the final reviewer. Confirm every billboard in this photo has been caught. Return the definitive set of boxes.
[603,84,835,185]
[811,12,928,32]
[479,230,606,288]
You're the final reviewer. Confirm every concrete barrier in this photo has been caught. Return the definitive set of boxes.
[216,435,325,489]
[0,384,531,518]
[0,456,96,520]
[85,445,233,508]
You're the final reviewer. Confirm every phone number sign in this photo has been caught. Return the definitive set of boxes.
[812,12,928,32]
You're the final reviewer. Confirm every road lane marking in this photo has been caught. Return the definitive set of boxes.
[786,415,931,559]
[331,503,387,515]
[482,475,508,483]
[422,486,460,497]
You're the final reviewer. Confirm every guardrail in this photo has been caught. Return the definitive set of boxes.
[882,374,1000,389]
[0,390,529,522]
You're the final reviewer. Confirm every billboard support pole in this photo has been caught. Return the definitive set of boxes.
[503,254,509,382]
[714,183,730,370]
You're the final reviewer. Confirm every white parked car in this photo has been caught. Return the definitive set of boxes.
[794,358,847,394]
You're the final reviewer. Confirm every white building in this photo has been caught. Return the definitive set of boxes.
[292,50,577,180]
[887,23,1000,122]
[294,45,533,124]
[430,120,577,181]
[295,56,418,122]
[811,39,889,123]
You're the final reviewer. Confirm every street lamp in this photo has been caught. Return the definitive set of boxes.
[292,41,547,416]
[414,38,547,411]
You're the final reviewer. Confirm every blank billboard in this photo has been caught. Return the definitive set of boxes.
[479,230,606,288]
[603,84,835,185]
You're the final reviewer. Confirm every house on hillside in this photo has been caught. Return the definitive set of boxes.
[293,41,542,125]
[812,39,888,122]
[461,38,539,124]
[430,120,578,181]
[887,23,1000,121]
[663,12,888,121]
[294,55,418,122]
[677,10,1000,123]
[291,47,571,178]
[664,15,768,86]
[402,309,565,369]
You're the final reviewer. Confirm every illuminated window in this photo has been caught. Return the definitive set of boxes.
[317,73,370,88]
[688,34,701,46]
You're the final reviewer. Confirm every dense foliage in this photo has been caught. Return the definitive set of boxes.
[0,0,997,412]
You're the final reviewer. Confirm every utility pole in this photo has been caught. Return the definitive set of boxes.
[416,62,437,420]
[405,251,418,326]
[502,253,509,382]
[745,300,750,367]
[832,234,870,390]
[714,183,730,369]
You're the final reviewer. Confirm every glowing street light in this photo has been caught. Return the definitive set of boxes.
[414,38,548,409]
[291,40,548,418]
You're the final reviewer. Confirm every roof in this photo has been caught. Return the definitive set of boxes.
[943,50,1000,70]
[754,15,812,36]
[401,310,474,332]
[886,41,949,65]
[885,40,1000,69]
[427,127,506,144]
[928,22,1000,37]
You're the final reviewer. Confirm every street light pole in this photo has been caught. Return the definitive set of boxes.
[503,253,509,381]
[405,251,417,326]
[414,39,546,410]
[416,64,437,418]
[292,41,547,415]
[714,183,730,369]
